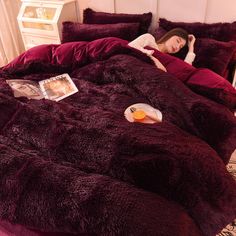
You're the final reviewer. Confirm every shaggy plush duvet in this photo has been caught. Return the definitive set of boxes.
[0,37,236,236]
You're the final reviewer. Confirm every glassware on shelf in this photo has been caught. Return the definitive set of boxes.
[36,7,47,19]
[22,5,56,20]
[35,7,55,20]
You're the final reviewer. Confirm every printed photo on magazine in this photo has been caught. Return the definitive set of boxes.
[39,74,78,102]
[6,79,44,100]
[6,74,78,102]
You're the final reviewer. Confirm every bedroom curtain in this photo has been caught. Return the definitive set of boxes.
[0,0,23,67]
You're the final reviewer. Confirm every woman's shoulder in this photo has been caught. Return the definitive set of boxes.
[136,33,156,43]
[140,33,155,39]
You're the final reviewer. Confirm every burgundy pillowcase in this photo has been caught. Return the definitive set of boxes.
[83,8,152,35]
[158,18,236,42]
[62,21,139,43]
[193,39,236,78]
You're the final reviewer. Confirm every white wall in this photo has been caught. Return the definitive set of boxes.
[158,0,207,22]
[205,0,236,23]
[76,0,236,27]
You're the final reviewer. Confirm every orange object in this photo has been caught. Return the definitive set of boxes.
[132,110,146,121]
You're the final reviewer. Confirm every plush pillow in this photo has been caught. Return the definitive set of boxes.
[62,21,139,43]
[158,18,236,42]
[83,8,152,35]
[193,39,236,78]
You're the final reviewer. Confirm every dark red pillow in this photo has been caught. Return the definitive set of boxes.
[62,21,139,43]
[158,18,236,42]
[83,8,152,35]
[193,39,236,78]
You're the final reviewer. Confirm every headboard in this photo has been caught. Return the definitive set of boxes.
[76,0,236,31]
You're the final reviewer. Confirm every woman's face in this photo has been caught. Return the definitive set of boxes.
[164,36,186,54]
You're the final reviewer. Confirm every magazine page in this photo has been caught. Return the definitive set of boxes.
[6,79,44,100]
[39,73,78,102]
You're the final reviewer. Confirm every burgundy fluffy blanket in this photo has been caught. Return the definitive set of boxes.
[0,37,236,236]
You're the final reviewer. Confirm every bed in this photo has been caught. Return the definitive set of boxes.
[0,1,236,236]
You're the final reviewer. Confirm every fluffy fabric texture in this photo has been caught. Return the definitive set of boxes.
[83,8,152,35]
[193,39,236,78]
[155,26,236,80]
[0,220,79,235]
[61,21,140,43]
[147,46,236,108]
[157,18,236,42]
[0,38,236,236]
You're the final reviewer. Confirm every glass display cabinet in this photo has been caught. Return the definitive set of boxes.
[17,0,78,50]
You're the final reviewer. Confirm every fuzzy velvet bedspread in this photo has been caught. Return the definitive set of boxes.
[0,37,236,236]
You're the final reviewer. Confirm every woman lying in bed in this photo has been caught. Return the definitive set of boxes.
[129,28,236,109]
[128,28,196,71]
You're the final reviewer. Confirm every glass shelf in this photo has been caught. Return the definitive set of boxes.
[23,6,56,20]
[22,22,54,31]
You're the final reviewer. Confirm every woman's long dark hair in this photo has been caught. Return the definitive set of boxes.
[156,28,189,44]
[156,28,189,58]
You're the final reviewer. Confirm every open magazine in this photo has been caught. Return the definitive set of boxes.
[6,73,78,102]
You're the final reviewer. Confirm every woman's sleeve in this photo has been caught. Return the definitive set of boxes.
[128,34,147,48]
[184,52,196,65]
[128,34,155,55]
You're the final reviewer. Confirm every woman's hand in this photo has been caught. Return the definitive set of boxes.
[188,34,196,52]
[143,49,154,56]
[149,55,167,72]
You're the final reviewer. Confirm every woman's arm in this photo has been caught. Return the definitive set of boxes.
[128,33,167,72]
[184,34,196,65]
[128,34,157,56]
[129,34,167,72]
